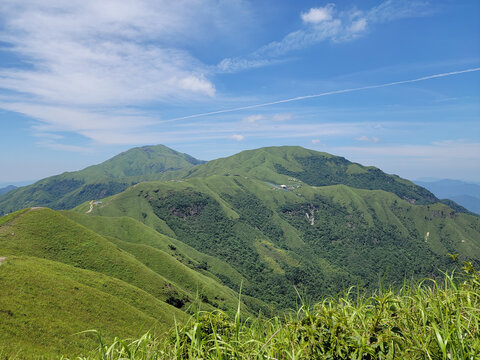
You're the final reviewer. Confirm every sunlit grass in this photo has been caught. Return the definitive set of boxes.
[78,261,480,359]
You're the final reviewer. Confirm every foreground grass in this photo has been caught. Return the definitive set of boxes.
[77,262,480,360]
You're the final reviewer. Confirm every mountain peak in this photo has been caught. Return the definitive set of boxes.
[0,144,203,215]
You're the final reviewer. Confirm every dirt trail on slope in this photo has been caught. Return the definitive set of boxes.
[0,257,6,265]
[86,200,94,213]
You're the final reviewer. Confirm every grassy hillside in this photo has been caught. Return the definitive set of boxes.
[83,172,480,309]
[0,208,196,304]
[0,145,203,215]
[0,256,186,358]
[0,206,269,357]
[60,211,265,315]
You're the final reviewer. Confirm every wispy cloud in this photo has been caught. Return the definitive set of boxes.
[218,0,433,73]
[231,134,245,141]
[0,1,222,105]
[164,67,480,123]
[0,0,247,148]
[242,113,292,125]
[243,114,264,124]
[272,113,293,122]
[337,141,480,158]
[37,140,94,153]
[181,120,366,142]
[356,135,380,143]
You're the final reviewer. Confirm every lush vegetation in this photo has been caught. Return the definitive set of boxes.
[274,155,437,205]
[0,145,203,215]
[75,263,480,359]
[86,172,480,311]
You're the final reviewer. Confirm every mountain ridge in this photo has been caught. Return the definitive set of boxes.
[181,146,439,205]
[0,185,16,196]
[416,179,480,214]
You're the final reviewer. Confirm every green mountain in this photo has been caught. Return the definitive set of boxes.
[80,146,480,309]
[183,146,438,205]
[0,145,203,215]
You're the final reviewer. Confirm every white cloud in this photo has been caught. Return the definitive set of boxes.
[349,18,368,33]
[0,102,154,133]
[272,113,293,122]
[301,5,334,24]
[0,0,251,145]
[217,58,279,73]
[311,139,321,144]
[218,0,432,73]
[241,113,292,125]
[367,0,434,23]
[194,120,364,140]
[243,114,264,124]
[356,135,380,143]
[177,75,215,97]
[231,134,245,141]
[339,140,480,158]
[37,140,93,153]
[0,1,220,105]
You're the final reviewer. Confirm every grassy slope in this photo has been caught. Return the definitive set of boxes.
[0,208,197,305]
[0,256,186,358]
[0,145,203,215]
[60,211,256,315]
[0,207,274,357]
[72,187,249,289]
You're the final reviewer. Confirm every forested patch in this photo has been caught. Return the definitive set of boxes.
[275,156,438,205]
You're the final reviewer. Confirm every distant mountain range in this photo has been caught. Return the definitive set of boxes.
[0,185,16,196]
[1,145,479,357]
[415,179,480,215]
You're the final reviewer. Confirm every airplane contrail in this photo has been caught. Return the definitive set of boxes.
[163,67,480,123]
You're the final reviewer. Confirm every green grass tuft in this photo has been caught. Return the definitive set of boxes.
[78,264,480,359]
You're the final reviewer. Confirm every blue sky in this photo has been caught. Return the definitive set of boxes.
[0,0,479,186]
